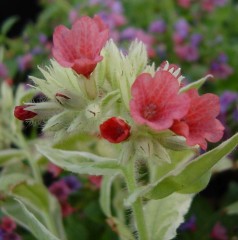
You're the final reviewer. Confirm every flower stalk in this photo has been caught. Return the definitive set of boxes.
[124,158,149,240]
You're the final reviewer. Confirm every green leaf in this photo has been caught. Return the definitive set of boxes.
[11,182,67,240]
[178,171,212,194]
[126,133,238,204]
[179,74,213,93]
[3,198,60,240]
[1,16,19,35]
[0,173,29,192]
[147,133,238,199]
[12,183,52,213]
[145,193,193,240]
[0,149,25,166]
[37,145,121,175]
[125,149,195,206]
[100,174,117,217]
[225,201,238,215]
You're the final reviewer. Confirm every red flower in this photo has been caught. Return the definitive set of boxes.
[89,175,103,189]
[210,222,228,240]
[60,201,75,217]
[171,89,224,150]
[100,117,131,143]
[0,217,17,233]
[52,15,109,78]
[130,71,190,131]
[14,105,37,121]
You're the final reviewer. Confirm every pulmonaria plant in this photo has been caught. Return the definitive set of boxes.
[13,15,238,240]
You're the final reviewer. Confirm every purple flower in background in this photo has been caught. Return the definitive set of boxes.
[177,0,191,8]
[68,9,79,24]
[63,175,82,192]
[219,91,237,113]
[208,53,233,79]
[49,180,71,202]
[214,0,228,6]
[17,53,33,72]
[202,0,228,12]
[179,215,196,232]
[190,33,203,46]
[209,63,233,79]
[149,19,166,33]
[1,232,22,240]
[156,44,167,59]
[174,19,190,39]
[31,46,43,55]
[98,12,126,28]
[175,44,199,61]
[217,53,228,63]
[110,1,124,14]
[210,222,228,240]
[120,27,137,40]
[38,33,48,44]
[233,109,238,121]
[0,63,8,78]
[210,63,233,79]
[120,27,155,57]
[89,0,100,5]
[0,229,5,238]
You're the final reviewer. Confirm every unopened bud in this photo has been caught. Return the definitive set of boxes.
[55,91,86,109]
[100,117,131,143]
[14,105,37,120]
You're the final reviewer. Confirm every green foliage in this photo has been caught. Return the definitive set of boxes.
[37,145,121,175]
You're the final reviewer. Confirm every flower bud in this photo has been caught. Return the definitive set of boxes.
[55,91,86,110]
[14,105,37,120]
[100,117,131,143]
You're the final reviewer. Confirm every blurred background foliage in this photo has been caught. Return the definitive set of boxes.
[0,0,238,239]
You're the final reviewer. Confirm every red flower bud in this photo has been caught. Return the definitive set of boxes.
[100,117,131,143]
[14,105,37,121]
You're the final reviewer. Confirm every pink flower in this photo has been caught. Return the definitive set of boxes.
[202,0,215,12]
[0,217,17,233]
[175,44,199,62]
[159,61,185,81]
[49,180,71,202]
[177,0,191,8]
[100,117,131,143]
[171,89,224,150]
[47,163,62,177]
[14,105,37,121]
[52,16,109,78]
[60,201,75,217]
[210,222,228,240]
[130,70,190,131]
[89,175,102,188]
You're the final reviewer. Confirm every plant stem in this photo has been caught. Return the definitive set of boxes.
[17,131,42,184]
[124,159,149,240]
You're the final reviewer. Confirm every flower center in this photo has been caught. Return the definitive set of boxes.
[143,103,158,120]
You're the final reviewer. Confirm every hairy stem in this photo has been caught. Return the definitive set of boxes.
[124,159,149,240]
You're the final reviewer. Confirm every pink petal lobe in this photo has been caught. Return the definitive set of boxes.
[170,120,189,137]
[171,88,224,150]
[130,70,190,131]
[52,15,109,77]
[53,25,76,64]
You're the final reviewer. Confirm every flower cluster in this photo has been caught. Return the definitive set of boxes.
[0,217,21,240]
[48,174,82,217]
[14,15,224,153]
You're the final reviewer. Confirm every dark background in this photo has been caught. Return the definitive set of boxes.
[0,0,42,37]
